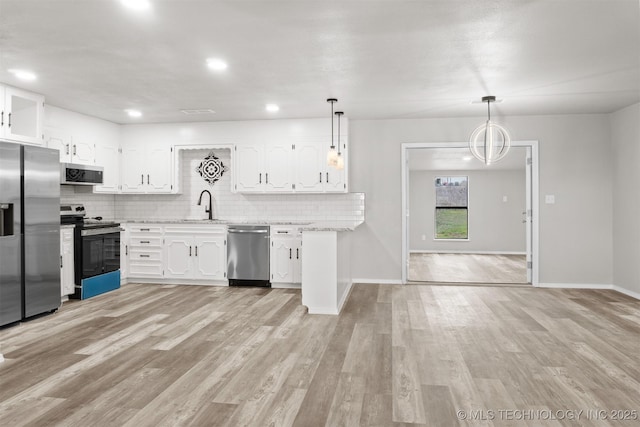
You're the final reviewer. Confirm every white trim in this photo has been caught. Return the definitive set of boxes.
[612,285,640,300]
[337,281,354,313]
[536,282,640,300]
[352,279,404,285]
[410,250,526,255]
[123,278,229,286]
[271,283,302,289]
[536,282,612,290]
[0,354,4,363]
[307,307,339,315]
[401,141,540,286]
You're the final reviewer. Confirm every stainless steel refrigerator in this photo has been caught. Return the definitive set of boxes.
[1,142,60,327]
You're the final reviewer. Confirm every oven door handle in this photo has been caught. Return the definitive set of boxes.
[81,227,124,236]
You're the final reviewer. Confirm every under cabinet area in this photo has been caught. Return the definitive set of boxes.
[164,225,227,281]
[0,84,44,145]
[270,226,302,286]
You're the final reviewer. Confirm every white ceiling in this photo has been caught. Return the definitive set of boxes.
[0,0,638,124]
[408,146,527,171]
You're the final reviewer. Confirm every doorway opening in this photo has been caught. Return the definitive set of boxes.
[401,142,539,285]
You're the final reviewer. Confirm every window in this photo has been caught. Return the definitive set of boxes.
[434,176,468,239]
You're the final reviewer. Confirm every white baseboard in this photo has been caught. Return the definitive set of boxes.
[271,283,302,289]
[352,279,403,285]
[410,250,527,255]
[612,285,640,300]
[307,307,339,315]
[536,282,612,290]
[0,353,4,363]
[537,282,640,300]
[337,281,354,313]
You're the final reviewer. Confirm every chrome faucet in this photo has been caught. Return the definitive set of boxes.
[197,190,214,220]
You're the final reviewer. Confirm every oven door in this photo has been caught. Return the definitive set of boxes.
[82,234,104,279]
[103,232,120,274]
[81,230,121,279]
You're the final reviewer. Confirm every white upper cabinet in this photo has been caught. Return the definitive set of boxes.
[121,143,173,193]
[234,138,347,194]
[93,142,121,193]
[45,126,96,164]
[0,85,44,145]
[294,139,347,193]
[234,142,294,193]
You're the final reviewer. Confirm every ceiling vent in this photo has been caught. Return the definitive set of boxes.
[180,109,216,115]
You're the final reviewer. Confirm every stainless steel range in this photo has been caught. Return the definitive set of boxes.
[60,204,121,299]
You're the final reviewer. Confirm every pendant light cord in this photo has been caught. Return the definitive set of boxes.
[487,98,491,121]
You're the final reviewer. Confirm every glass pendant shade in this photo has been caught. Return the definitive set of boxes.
[469,96,511,165]
[335,153,344,170]
[327,147,338,166]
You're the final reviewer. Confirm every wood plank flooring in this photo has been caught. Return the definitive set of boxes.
[1,283,639,426]
[409,253,528,284]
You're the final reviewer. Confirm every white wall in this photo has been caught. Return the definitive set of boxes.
[349,114,614,285]
[611,103,640,296]
[409,169,526,253]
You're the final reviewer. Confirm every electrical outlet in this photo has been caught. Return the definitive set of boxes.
[421,234,426,241]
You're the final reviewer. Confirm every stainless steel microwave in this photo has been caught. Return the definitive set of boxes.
[60,163,104,185]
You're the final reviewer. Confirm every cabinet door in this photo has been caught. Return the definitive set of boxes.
[324,165,346,192]
[60,229,75,296]
[235,145,264,193]
[120,146,146,192]
[94,143,120,193]
[71,138,95,164]
[45,127,72,162]
[146,146,173,193]
[264,143,293,192]
[292,239,302,283]
[270,238,294,283]
[194,236,226,280]
[294,142,324,192]
[164,236,193,279]
[2,86,44,145]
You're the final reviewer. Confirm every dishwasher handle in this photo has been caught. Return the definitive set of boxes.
[227,228,269,234]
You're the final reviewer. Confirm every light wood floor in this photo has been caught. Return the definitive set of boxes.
[409,253,528,284]
[1,283,639,426]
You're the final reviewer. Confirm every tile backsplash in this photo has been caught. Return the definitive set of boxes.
[61,148,365,223]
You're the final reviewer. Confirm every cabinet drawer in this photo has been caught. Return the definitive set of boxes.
[129,248,162,261]
[129,224,163,234]
[129,237,163,247]
[271,226,301,238]
[164,225,227,235]
[128,262,163,278]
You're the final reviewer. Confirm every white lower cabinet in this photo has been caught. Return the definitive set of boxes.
[123,223,227,283]
[126,224,164,279]
[270,226,302,286]
[164,226,227,280]
[60,227,75,297]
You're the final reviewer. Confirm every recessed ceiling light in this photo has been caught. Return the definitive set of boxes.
[206,58,228,71]
[120,0,151,11]
[126,109,142,118]
[265,104,279,112]
[8,69,37,81]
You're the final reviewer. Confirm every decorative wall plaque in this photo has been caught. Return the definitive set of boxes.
[196,152,228,186]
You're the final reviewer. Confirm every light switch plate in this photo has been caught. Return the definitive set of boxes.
[545,195,555,204]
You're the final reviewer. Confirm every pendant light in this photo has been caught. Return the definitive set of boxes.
[469,96,511,165]
[334,111,344,170]
[326,98,338,167]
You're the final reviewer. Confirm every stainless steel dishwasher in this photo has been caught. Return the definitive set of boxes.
[227,225,270,287]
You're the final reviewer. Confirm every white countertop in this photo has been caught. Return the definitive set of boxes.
[119,219,363,231]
